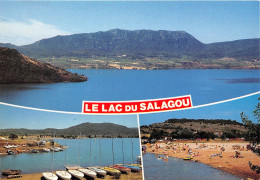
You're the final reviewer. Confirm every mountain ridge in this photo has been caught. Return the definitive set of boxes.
[1,29,258,59]
[0,29,259,69]
[0,122,139,138]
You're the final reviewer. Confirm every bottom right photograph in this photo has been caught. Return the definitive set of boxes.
[139,94,260,180]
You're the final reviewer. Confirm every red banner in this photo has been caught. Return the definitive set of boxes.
[82,95,192,114]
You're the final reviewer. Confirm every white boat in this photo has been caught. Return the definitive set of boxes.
[42,172,58,180]
[43,148,51,152]
[68,170,84,179]
[50,147,60,152]
[79,168,97,179]
[88,167,107,177]
[56,170,71,180]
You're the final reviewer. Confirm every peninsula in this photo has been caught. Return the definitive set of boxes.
[0,47,87,84]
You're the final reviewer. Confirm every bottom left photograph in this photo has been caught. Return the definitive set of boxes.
[0,105,142,180]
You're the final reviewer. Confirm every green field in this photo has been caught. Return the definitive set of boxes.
[37,56,260,70]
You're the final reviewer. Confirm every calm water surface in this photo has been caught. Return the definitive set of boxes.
[143,153,240,180]
[0,69,259,111]
[0,138,140,174]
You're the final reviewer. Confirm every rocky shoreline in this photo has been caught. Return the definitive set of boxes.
[0,47,87,84]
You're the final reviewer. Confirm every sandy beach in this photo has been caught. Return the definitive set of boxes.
[1,171,142,180]
[144,141,260,179]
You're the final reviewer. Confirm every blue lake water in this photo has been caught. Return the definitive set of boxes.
[0,69,259,112]
[143,153,240,180]
[0,138,140,174]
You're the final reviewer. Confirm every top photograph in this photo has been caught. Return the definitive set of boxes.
[0,1,259,112]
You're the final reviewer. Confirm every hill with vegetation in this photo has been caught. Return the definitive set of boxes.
[0,123,139,138]
[15,29,205,58]
[1,29,259,69]
[0,47,87,84]
[141,118,246,140]
[11,29,259,60]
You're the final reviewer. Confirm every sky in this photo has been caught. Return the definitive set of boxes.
[0,105,138,129]
[140,93,260,125]
[0,1,259,45]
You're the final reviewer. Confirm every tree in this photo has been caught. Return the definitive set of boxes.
[9,134,18,139]
[240,97,260,147]
[150,129,165,140]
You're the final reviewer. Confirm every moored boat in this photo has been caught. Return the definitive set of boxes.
[110,165,131,174]
[2,170,21,176]
[118,164,142,172]
[56,170,72,180]
[129,164,142,168]
[31,149,39,153]
[78,168,97,179]
[183,156,193,160]
[42,172,58,180]
[88,167,107,177]
[7,150,15,155]
[50,147,60,152]
[100,167,121,179]
[43,148,51,152]
[68,169,84,179]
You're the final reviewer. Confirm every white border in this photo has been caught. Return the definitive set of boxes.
[0,91,259,115]
[137,114,145,180]
[82,95,192,114]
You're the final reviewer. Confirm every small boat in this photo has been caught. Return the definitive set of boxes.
[100,167,121,178]
[50,147,60,152]
[42,172,58,180]
[87,167,107,177]
[7,150,15,155]
[4,145,12,149]
[118,164,142,172]
[129,164,142,168]
[43,148,51,152]
[78,168,97,179]
[68,170,84,179]
[2,170,21,176]
[31,149,39,153]
[56,170,72,180]
[183,156,193,160]
[65,165,81,170]
[137,155,142,163]
[110,165,131,174]
[7,174,22,179]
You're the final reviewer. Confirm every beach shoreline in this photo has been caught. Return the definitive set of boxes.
[144,141,260,179]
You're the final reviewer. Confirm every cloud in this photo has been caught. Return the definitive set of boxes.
[0,19,69,46]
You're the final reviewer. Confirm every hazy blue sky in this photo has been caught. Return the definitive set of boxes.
[0,1,259,45]
[0,105,138,129]
[140,93,260,125]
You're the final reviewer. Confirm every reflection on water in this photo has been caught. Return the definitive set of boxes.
[143,153,240,180]
[216,78,260,84]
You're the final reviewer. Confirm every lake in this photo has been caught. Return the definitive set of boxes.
[0,138,140,174]
[0,69,259,112]
[143,153,240,180]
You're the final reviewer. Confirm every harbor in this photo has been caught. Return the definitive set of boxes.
[0,138,142,179]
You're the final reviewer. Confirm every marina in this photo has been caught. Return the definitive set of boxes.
[0,138,142,179]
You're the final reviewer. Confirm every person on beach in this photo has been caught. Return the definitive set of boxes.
[221,147,225,153]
